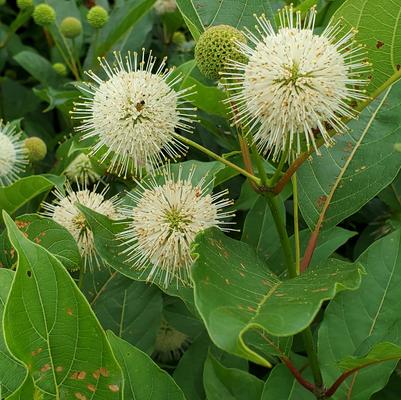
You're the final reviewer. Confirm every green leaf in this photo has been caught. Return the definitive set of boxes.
[0,176,59,216]
[261,359,314,400]
[173,334,210,400]
[192,228,364,366]
[0,214,81,271]
[91,272,163,353]
[379,171,401,212]
[2,211,123,399]
[176,0,275,40]
[203,353,263,400]
[0,270,27,398]
[107,331,187,400]
[5,375,35,400]
[332,0,401,94]
[241,195,286,262]
[338,342,401,372]
[13,51,63,88]
[172,60,229,117]
[318,230,401,399]
[298,80,401,231]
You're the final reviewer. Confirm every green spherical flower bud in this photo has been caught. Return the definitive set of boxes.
[60,17,82,39]
[24,137,47,162]
[16,0,32,10]
[172,31,186,46]
[394,143,401,152]
[87,5,109,29]
[195,24,247,81]
[33,4,56,26]
[52,62,67,76]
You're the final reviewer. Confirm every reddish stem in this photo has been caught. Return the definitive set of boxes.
[300,229,320,273]
[325,369,358,398]
[281,356,317,393]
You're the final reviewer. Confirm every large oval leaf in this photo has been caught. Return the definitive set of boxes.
[298,80,401,231]
[191,228,364,366]
[0,270,27,398]
[318,229,401,399]
[2,211,123,399]
[108,332,187,400]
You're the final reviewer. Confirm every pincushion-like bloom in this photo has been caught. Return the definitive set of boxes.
[64,153,100,186]
[0,122,28,186]
[117,167,234,287]
[223,6,369,160]
[72,51,195,177]
[154,0,176,14]
[152,318,190,363]
[43,185,119,270]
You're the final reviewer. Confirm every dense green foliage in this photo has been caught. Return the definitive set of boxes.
[0,0,401,399]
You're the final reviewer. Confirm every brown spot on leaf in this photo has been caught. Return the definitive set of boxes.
[99,367,109,377]
[56,366,64,372]
[31,347,43,356]
[247,306,256,312]
[108,384,120,392]
[376,40,384,49]
[77,371,86,380]
[67,308,73,316]
[397,64,401,71]
[41,364,50,372]
[75,393,87,400]
[93,369,100,379]
[317,195,327,209]
[87,384,96,393]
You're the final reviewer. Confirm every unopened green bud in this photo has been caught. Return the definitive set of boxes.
[394,143,401,152]
[60,17,82,39]
[24,137,47,162]
[195,24,247,81]
[52,62,67,76]
[33,4,56,26]
[172,31,186,45]
[16,0,32,10]
[87,5,109,29]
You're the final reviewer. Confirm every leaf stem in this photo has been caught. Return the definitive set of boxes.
[301,327,324,394]
[172,132,261,185]
[251,143,269,186]
[265,194,296,278]
[292,174,301,275]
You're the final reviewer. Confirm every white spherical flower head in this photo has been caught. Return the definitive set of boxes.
[0,122,28,186]
[118,167,235,287]
[43,185,119,270]
[224,6,369,160]
[64,153,100,186]
[72,51,195,177]
[152,318,190,363]
[154,0,176,14]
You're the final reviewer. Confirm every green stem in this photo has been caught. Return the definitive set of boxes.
[172,133,261,185]
[301,328,324,393]
[265,194,296,278]
[292,174,301,275]
[268,141,290,186]
[266,190,324,394]
[251,144,269,186]
[78,263,84,289]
